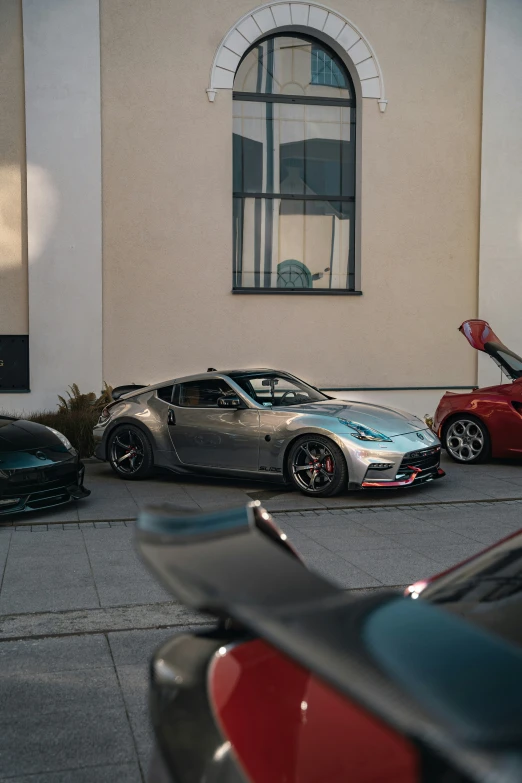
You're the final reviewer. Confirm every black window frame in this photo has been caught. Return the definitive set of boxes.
[172,379,236,409]
[232,32,359,296]
[156,384,175,403]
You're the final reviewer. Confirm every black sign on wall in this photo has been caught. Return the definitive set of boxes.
[0,336,30,392]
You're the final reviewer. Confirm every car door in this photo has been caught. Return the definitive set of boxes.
[167,378,260,470]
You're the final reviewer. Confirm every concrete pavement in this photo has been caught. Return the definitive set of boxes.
[1,455,522,780]
[6,452,522,525]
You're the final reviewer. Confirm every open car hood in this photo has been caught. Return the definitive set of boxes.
[460,320,522,380]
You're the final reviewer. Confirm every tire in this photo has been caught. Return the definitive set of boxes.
[442,415,491,464]
[108,424,154,479]
[287,435,347,497]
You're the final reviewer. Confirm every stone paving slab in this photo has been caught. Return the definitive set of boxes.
[3,453,522,528]
[0,602,206,642]
[0,496,520,780]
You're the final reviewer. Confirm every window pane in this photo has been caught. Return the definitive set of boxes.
[176,380,234,408]
[234,35,352,100]
[311,44,347,89]
[233,100,355,197]
[156,385,174,402]
[233,198,355,291]
[230,372,328,406]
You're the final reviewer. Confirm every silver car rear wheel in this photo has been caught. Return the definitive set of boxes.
[108,425,153,479]
[288,435,347,497]
[444,417,489,464]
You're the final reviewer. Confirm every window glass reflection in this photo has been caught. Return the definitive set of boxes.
[234,36,351,100]
[232,34,356,292]
[233,101,354,197]
[233,198,354,290]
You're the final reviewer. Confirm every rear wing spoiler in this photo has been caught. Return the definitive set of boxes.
[111,384,148,401]
[136,502,522,781]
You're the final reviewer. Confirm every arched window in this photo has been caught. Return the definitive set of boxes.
[232,33,356,293]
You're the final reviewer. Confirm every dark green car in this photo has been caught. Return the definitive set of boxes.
[0,416,90,516]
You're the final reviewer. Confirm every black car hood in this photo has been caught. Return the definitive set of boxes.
[0,418,61,451]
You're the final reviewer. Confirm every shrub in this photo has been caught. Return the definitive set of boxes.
[28,407,100,458]
[3,383,114,458]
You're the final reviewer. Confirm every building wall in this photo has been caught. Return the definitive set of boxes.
[100,0,484,394]
[0,0,27,337]
[2,0,103,414]
[478,0,522,388]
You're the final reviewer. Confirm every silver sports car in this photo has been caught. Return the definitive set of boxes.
[93,369,445,497]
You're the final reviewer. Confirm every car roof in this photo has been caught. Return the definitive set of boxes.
[119,370,288,400]
[171,369,280,384]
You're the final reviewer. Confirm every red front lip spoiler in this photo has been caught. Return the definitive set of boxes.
[362,467,445,489]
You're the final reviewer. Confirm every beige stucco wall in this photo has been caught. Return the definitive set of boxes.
[100,0,484,390]
[478,0,522,389]
[0,0,28,335]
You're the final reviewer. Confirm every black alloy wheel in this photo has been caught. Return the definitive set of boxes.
[287,435,347,497]
[108,425,153,479]
[443,415,490,464]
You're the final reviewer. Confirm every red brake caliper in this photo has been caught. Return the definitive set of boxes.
[325,456,334,474]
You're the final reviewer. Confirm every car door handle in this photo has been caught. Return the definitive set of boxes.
[168,410,176,426]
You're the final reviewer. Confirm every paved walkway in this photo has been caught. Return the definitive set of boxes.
[8,453,522,525]
[1,458,522,780]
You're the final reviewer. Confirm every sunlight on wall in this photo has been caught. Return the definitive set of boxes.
[0,165,22,268]
[26,163,59,262]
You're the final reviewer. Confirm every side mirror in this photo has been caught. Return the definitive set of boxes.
[218,395,243,409]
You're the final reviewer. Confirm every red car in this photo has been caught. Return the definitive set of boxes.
[434,319,522,463]
[137,502,522,783]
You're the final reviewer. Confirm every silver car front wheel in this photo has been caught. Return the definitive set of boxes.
[287,435,347,497]
[444,418,489,464]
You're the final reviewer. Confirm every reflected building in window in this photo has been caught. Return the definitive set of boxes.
[232,34,356,292]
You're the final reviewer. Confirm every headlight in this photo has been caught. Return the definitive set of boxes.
[46,426,75,452]
[338,419,392,442]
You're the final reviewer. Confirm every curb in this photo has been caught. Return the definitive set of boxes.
[2,495,522,527]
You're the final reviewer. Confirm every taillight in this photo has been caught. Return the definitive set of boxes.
[100,405,112,422]
[512,401,522,416]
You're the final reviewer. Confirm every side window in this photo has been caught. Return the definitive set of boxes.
[174,379,235,408]
[156,385,174,403]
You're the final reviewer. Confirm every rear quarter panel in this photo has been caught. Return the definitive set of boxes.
[209,639,418,783]
[435,383,522,457]
[96,391,174,461]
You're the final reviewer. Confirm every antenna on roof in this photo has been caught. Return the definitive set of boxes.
[207,367,216,372]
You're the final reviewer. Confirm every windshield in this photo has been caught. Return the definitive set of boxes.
[421,534,522,648]
[229,372,328,407]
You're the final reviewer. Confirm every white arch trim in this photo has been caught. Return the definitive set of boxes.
[207,1,387,111]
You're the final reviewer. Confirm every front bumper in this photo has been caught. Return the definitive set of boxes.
[337,430,445,491]
[362,466,446,489]
[0,459,90,516]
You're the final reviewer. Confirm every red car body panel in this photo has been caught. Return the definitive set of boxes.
[434,320,522,457]
[209,639,418,783]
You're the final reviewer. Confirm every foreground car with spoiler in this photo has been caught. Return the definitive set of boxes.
[137,503,522,783]
[94,369,444,497]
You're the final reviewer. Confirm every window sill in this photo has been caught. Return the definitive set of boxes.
[232,288,362,296]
